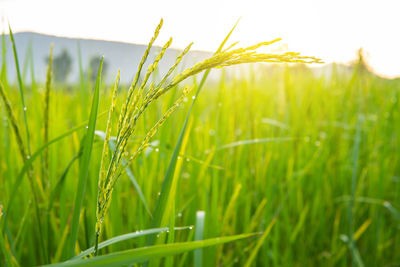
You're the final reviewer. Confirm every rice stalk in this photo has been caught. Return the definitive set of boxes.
[93,19,321,256]
[117,18,163,137]
[43,44,53,187]
[0,81,26,162]
[0,80,47,263]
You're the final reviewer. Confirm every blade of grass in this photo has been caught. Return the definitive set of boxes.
[217,137,294,150]
[13,200,32,251]
[194,211,205,267]
[44,233,256,267]
[48,153,80,212]
[347,115,364,267]
[244,217,277,267]
[9,25,31,156]
[216,184,242,262]
[290,204,309,243]
[67,57,103,259]
[72,226,191,260]
[42,44,54,263]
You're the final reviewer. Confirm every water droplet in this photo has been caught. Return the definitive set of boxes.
[189,226,193,230]
[26,155,30,159]
[177,156,181,160]
[157,192,161,196]
[192,96,196,99]
[340,234,349,243]
[155,148,159,152]
[85,126,89,129]
[23,107,27,111]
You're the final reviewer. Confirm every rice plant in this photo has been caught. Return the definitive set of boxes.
[1,17,398,267]
[92,18,320,257]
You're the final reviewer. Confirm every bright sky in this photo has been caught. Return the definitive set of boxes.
[1,0,400,78]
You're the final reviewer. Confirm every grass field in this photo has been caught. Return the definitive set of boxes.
[0,25,399,266]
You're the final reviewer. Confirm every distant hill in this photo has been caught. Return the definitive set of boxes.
[0,32,213,84]
[0,32,369,86]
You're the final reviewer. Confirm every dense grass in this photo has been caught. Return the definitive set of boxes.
[0,34,399,266]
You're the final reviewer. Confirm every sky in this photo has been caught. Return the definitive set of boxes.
[1,0,400,78]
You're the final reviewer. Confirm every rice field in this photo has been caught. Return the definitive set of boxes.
[0,22,399,267]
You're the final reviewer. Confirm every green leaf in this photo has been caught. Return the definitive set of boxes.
[48,153,81,212]
[194,211,205,267]
[67,57,103,259]
[44,233,256,267]
[217,137,294,150]
[9,24,31,155]
[72,226,191,260]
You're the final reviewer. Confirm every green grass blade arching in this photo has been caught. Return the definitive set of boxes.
[72,226,191,260]
[217,137,294,150]
[48,153,80,212]
[9,25,32,156]
[147,19,240,246]
[45,233,256,267]
[67,57,103,259]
